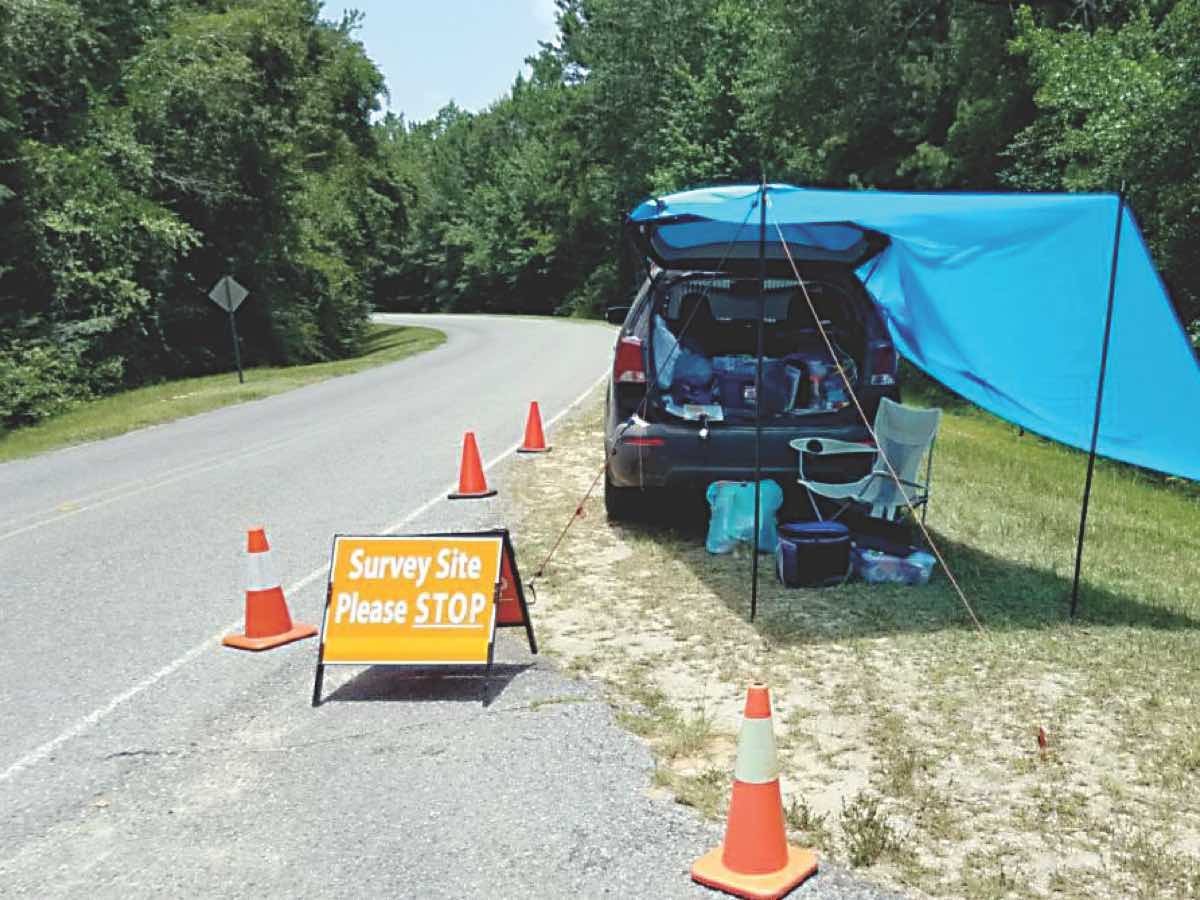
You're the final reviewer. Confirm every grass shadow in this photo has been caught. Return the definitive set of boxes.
[354,323,438,358]
[901,362,1200,502]
[612,495,1200,642]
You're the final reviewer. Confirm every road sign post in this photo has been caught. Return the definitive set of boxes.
[226,306,244,384]
[208,276,249,384]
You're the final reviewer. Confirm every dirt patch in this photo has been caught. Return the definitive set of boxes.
[506,396,1200,899]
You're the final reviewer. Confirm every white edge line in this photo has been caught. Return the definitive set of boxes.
[0,370,608,785]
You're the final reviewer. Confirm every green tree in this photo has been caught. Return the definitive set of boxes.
[1006,1,1200,336]
[0,0,401,428]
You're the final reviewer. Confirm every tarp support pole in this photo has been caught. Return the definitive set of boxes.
[1071,192,1125,618]
[750,178,767,622]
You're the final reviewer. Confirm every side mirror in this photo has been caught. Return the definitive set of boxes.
[605,306,631,325]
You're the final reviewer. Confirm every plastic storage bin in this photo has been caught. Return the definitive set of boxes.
[851,547,937,585]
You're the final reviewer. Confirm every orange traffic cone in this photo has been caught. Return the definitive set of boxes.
[448,431,497,500]
[517,401,550,453]
[223,528,318,651]
[692,683,818,900]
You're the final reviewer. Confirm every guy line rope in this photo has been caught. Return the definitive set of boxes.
[768,199,986,637]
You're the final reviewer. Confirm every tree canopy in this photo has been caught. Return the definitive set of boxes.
[382,0,1199,346]
[0,0,406,427]
[2,0,1196,431]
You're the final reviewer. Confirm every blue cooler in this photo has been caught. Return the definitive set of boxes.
[715,359,792,416]
[776,521,852,587]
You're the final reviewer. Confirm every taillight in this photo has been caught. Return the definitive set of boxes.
[869,344,897,386]
[614,336,646,384]
[625,437,665,447]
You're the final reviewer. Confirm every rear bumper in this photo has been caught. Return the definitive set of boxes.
[606,417,873,490]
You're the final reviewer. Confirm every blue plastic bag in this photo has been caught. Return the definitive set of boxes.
[705,480,783,554]
[653,316,679,390]
[673,349,714,389]
[672,349,716,405]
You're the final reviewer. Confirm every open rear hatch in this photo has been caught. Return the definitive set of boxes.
[627,203,887,277]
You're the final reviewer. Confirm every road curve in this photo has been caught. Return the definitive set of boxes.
[0,313,894,899]
[0,313,613,774]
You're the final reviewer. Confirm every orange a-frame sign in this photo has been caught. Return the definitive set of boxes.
[311,530,536,706]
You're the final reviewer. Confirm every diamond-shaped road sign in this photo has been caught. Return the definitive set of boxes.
[208,275,249,313]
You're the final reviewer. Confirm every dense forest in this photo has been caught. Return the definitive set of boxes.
[391,0,1199,330]
[2,0,1198,430]
[0,0,403,426]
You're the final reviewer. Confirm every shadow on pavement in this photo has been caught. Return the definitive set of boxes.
[323,662,533,707]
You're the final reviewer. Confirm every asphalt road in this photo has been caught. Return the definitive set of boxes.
[0,313,898,899]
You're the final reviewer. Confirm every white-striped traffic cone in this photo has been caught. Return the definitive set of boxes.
[223,527,317,651]
[691,683,818,899]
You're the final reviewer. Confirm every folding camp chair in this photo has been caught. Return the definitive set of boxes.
[790,398,942,524]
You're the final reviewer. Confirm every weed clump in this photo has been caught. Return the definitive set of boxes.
[665,766,729,818]
[785,794,831,848]
[840,792,902,867]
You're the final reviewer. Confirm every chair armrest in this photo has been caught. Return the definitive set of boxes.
[788,437,878,456]
[861,471,928,489]
[862,472,930,502]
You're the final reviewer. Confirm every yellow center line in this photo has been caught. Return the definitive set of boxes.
[0,370,609,786]
[0,433,301,532]
[0,432,314,544]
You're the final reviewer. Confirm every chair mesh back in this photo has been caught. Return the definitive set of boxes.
[869,398,942,506]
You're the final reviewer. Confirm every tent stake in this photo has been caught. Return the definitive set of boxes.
[1071,191,1125,618]
[751,177,767,622]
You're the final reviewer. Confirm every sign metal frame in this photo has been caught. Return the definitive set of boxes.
[311,529,535,707]
[422,529,537,654]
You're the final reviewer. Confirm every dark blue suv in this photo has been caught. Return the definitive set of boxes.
[603,264,900,520]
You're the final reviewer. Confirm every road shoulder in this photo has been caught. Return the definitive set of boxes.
[0,324,444,463]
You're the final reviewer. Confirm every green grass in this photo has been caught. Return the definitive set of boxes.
[691,393,1200,895]
[502,382,1200,898]
[0,324,445,463]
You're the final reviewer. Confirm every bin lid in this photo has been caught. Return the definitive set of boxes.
[779,520,850,539]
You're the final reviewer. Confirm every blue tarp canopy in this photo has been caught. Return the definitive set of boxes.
[629,185,1200,482]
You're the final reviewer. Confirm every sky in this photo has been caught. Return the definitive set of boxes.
[320,1,559,123]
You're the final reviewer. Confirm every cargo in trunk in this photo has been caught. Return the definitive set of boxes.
[650,277,865,423]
